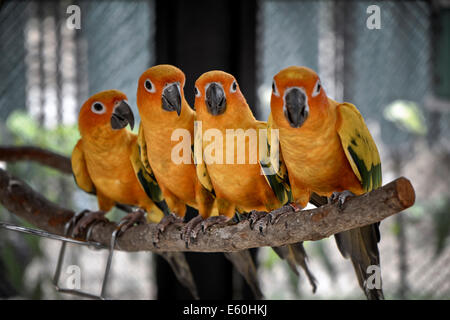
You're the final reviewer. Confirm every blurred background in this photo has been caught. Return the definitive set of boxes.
[0,0,449,299]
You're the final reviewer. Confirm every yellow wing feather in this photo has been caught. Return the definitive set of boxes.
[130,124,164,203]
[71,140,95,194]
[193,119,215,195]
[259,115,292,204]
[336,103,382,192]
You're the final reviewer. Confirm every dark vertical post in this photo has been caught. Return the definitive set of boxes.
[154,0,258,300]
[333,1,355,102]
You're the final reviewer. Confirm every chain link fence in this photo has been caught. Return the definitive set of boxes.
[0,0,448,299]
[257,0,449,299]
[0,0,156,299]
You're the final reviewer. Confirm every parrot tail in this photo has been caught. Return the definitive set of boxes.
[224,251,264,300]
[158,252,199,300]
[272,243,318,293]
[309,192,384,300]
[334,225,384,300]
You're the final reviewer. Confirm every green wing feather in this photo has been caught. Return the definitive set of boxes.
[336,103,382,192]
[258,115,292,205]
[130,124,164,203]
[334,103,384,299]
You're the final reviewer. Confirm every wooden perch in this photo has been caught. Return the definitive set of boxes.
[0,145,415,252]
[0,169,415,253]
[0,146,72,174]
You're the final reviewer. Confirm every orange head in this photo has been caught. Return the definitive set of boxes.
[78,89,134,138]
[194,70,251,123]
[271,66,328,129]
[137,64,187,122]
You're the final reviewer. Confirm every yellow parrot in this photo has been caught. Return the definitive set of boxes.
[269,66,383,299]
[71,89,199,299]
[136,64,263,299]
[193,70,317,292]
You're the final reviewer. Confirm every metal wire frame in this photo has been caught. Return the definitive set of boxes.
[0,211,126,300]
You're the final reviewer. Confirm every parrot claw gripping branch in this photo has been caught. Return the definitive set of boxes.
[0,65,417,300]
[0,165,415,299]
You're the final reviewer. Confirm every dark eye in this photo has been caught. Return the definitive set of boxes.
[91,101,105,114]
[272,80,280,96]
[144,79,155,93]
[230,81,237,93]
[312,79,321,97]
[194,86,200,97]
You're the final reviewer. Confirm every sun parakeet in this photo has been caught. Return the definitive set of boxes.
[136,64,263,299]
[193,70,317,293]
[71,89,199,299]
[136,65,215,233]
[269,66,383,299]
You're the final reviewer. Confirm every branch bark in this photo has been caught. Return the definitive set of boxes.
[0,166,415,253]
[0,146,72,174]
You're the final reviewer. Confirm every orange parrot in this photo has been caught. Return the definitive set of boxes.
[136,64,215,237]
[268,66,383,299]
[71,89,199,299]
[72,90,163,227]
[193,70,317,292]
[136,64,263,298]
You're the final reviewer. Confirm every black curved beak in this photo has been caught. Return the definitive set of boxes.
[283,88,309,128]
[205,82,226,116]
[162,82,182,116]
[111,100,135,130]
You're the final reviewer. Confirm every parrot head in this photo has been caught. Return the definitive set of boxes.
[194,70,248,118]
[271,66,328,129]
[78,89,134,137]
[137,64,186,120]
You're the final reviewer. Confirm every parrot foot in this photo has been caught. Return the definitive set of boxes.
[250,204,303,235]
[72,209,108,237]
[288,202,302,212]
[115,208,146,237]
[201,215,230,233]
[269,203,303,224]
[181,215,203,248]
[153,213,183,247]
[248,210,266,230]
[329,190,355,210]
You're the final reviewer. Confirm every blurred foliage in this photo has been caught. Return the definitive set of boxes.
[5,111,79,155]
[381,100,428,151]
[0,210,44,298]
[0,111,80,298]
[383,100,427,136]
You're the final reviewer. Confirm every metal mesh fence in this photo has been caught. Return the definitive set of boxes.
[257,0,450,299]
[0,0,156,299]
[0,0,448,299]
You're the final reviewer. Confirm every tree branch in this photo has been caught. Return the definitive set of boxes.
[0,165,415,253]
[0,146,72,174]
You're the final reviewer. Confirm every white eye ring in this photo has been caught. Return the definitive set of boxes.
[194,86,201,97]
[312,79,321,97]
[144,79,156,93]
[230,81,237,93]
[272,80,280,97]
[91,101,106,114]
